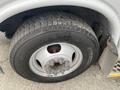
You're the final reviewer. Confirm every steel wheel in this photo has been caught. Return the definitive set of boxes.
[29,43,83,77]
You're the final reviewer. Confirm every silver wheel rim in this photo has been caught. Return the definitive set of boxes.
[29,43,83,77]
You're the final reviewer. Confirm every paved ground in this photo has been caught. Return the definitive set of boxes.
[0,32,120,90]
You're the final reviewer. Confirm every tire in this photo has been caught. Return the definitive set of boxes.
[10,12,99,83]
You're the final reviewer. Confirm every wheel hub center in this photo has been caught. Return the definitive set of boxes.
[44,57,71,75]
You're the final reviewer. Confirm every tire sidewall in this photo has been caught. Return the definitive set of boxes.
[10,26,99,83]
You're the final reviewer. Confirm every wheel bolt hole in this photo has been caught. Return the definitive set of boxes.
[72,52,76,61]
[47,44,61,54]
[36,59,42,67]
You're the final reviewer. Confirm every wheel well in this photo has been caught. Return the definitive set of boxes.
[0,6,110,51]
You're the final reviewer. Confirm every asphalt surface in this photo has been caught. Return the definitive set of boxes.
[0,32,120,90]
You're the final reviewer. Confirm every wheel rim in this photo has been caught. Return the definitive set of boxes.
[29,43,83,77]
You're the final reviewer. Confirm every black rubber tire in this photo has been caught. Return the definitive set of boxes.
[10,12,99,83]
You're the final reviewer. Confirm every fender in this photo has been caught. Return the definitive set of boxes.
[0,0,120,54]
